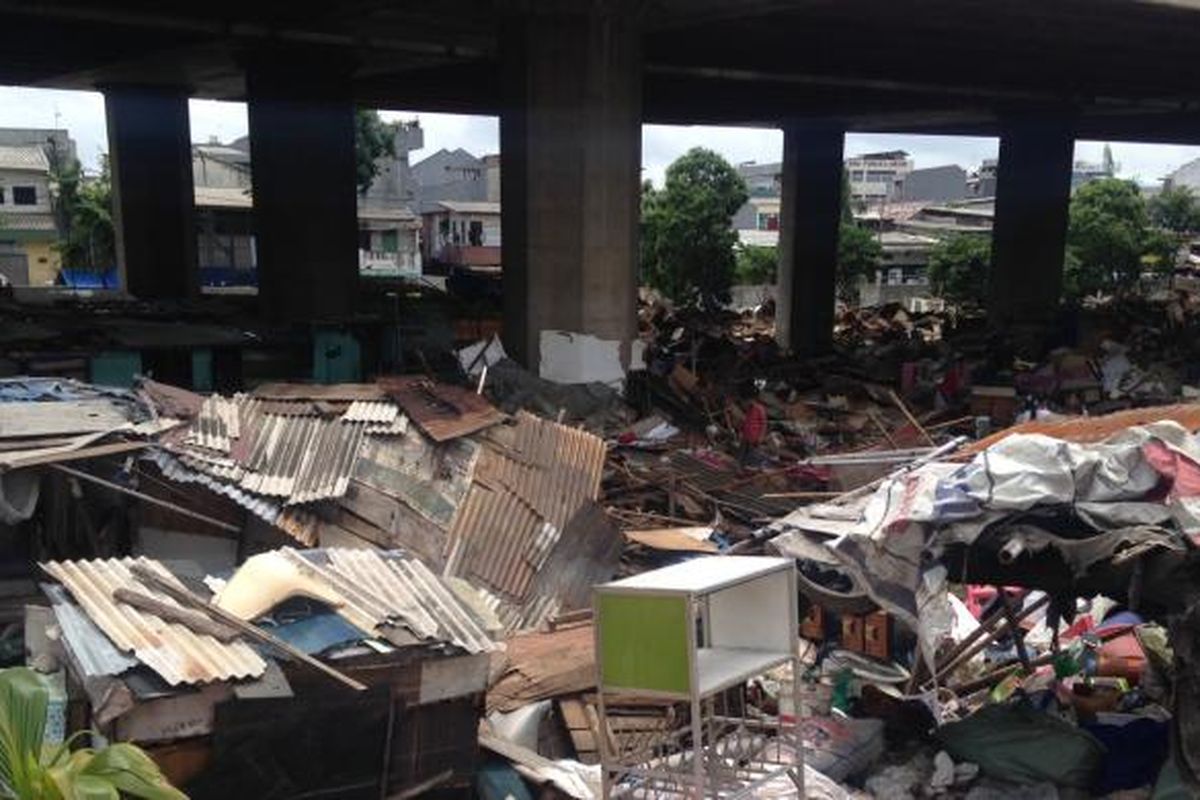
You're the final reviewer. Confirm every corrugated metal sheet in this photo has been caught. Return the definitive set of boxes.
[40,557,267,686]
[366,414,409,436]
[240,414,365,505]
[43,583,139,678]
[444,414,610,630]
[474,411,606,530]
[961,402,1200,456]
[342,401,399,424]
[285,548,495,654]
[186,394,241,452]
[380,376,504,441]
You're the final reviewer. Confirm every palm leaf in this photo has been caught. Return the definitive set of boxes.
[0,668,48,798]
[78,746,185,800]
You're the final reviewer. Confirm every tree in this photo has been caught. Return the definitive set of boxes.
[1149,184,1200,235]
[835,168,880,302]
[52,154,115,273]
[836,223,882,302]
[0,667,185,799]
[640,148,748,306]
[734,244,777,285]
[354,109,395,195]
[1066,178,1157,296]
[927,233,991,304]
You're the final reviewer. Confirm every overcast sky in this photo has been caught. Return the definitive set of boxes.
[3,86,1199,187]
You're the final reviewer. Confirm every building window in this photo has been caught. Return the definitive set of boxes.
[0,187,5,204]
[12,186,36,205]
[380,230,398,253]
[757,212,779,231]
[468,220,483,246]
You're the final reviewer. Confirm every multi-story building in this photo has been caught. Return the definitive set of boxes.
[0,141,63,286]
[191,120,426,283]
[845,150,914,204]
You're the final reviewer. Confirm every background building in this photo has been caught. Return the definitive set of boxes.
[0,139,63,286]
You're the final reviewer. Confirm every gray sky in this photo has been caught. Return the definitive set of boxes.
[2,86,1198,187]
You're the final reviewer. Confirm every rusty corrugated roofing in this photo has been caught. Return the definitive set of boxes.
[40,557,267,686]
[445,413,610,630]
[252,383,386,402]
[380,376,504,441]
[961,402,1200,456]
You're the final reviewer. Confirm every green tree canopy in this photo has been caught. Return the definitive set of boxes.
[640,148,748,305]
[1066,178,1162,296]
[1149,184,1200,234]
[927,233,991,305]
[51,154,115,273]
[354,109,396,195]
[733,244,776,285]
[836,223,882,302]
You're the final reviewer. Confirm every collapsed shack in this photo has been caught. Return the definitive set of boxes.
[33,547,497,798]
[6,327,1200,798]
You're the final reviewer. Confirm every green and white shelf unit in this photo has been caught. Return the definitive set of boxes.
[593,555,803,799]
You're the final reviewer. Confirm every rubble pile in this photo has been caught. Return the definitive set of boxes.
[5,294,1200,797]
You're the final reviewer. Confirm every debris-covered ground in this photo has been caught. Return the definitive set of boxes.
[5,290,1200,797]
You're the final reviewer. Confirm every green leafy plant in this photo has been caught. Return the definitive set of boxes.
[0,667,186,800]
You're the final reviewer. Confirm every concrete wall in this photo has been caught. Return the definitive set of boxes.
[899,165,967,203]
[412,148,488,212]
[0,167,52,213]
[24,240,61,286]
[192,153,250,189]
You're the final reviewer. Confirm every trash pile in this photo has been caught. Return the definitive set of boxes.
[5,298,1200,798]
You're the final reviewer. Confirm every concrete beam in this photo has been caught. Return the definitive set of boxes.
[105,86,198,299]
[246,56,359,322]
[499,3,642,368]
[776,122,844,355]
[988,118,1075,326]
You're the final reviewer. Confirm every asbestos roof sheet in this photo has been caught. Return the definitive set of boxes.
[287,548,495,654]
[40,557,267,686]
[379,376,504,441]
[185,395,241,453]
[240,414,365,505]
[341,400,400,424]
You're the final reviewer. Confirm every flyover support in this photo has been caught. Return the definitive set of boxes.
[246,57,359,322]
[499,2,642,368]
[776,122,844,355]
[105,87,198,299]
[988,118,1075,327]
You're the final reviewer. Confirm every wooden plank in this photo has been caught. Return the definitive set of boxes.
[558,699,590,731]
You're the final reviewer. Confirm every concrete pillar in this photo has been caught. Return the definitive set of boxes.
[246,57,359,322]
[988,118,1075,325]
[776,122,844,355]
[105,87,197,299]
[500,2,642,368]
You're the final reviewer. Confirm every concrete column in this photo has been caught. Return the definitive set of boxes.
[246,57,359,322]
[988,118,1075,326]
[776,122,844,355]
[105,87,197,299]
[500,2,642,368]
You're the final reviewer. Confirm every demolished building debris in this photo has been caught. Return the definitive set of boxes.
[6,290,1200,797]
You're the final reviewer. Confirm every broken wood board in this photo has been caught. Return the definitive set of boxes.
[624,527,717,553]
